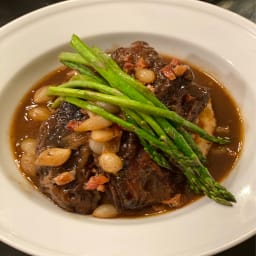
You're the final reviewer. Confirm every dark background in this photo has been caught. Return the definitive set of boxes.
[0,0,255,255]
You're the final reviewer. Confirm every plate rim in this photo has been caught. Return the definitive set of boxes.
[0,1,256,256]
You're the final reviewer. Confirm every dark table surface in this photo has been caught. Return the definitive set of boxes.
[0,0,255,255]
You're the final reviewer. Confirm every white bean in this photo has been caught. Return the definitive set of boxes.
[35,148,71,167]
[33,86,53,103]
[20,138,37,155]
[28,106,51,121]
[92,204,118,218]
[135,68,155,84]
[91,128,116,143]
[98,152,123,174]
[89,139,105,154]
[20,153,36,177]
[74,115,112,132]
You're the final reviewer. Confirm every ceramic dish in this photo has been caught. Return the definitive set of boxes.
[0,0,256,255]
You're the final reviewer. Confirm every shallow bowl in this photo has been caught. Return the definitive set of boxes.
[0,1,256,256]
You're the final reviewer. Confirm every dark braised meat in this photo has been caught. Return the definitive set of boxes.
[36,102,185,214]
[36,42,210,215]
[111,41,209,121]
[109,144,184,210]
[37,102,88,151]
[36,102,101,214]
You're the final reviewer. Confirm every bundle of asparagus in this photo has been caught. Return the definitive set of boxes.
[48,34,236,206]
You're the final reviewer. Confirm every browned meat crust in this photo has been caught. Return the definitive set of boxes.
[36,42,210,215]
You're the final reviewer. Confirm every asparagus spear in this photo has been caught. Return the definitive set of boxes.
[125,110,170,169]
[50,86,180,154]
[68,34,229,169]
[48,85,228,144]
[88,44,220,164]
[64,96,235,205]
[56,35,235,205]
[68,35,234,192]
[60,61,172,167]
[59,49,228,145]
[61,60,106,84]
[49,87,234,204]
[178,127,206,163]
[90,41,229,143]
[59,52,87,65]
[59,52,204,166]
[59,53,207,163]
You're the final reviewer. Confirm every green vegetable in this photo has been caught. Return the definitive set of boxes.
[61,60,106,84]
[65,96,235,206]
[57,70,171,168]
[49,85,228,144]
[48,34,236,206]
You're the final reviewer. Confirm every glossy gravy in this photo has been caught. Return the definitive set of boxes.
[10,61,243,215]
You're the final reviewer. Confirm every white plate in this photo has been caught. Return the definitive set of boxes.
[0,0,256,255]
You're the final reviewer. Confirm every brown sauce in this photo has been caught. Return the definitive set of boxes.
[192,68,243,181]
[10,61,243,216]
[10,67,71,184]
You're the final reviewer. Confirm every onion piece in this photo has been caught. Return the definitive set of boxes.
[91,127,121,143]
[98,152,123,174]
[20,138,36,155]
[20,153,36,177]
[92,204,118,218]
[135,68,156,84]
[28,106,51,121]
[74,115,112,132]
[33,86,53,103]
[91,128,115,143]
[35,148,71,167]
